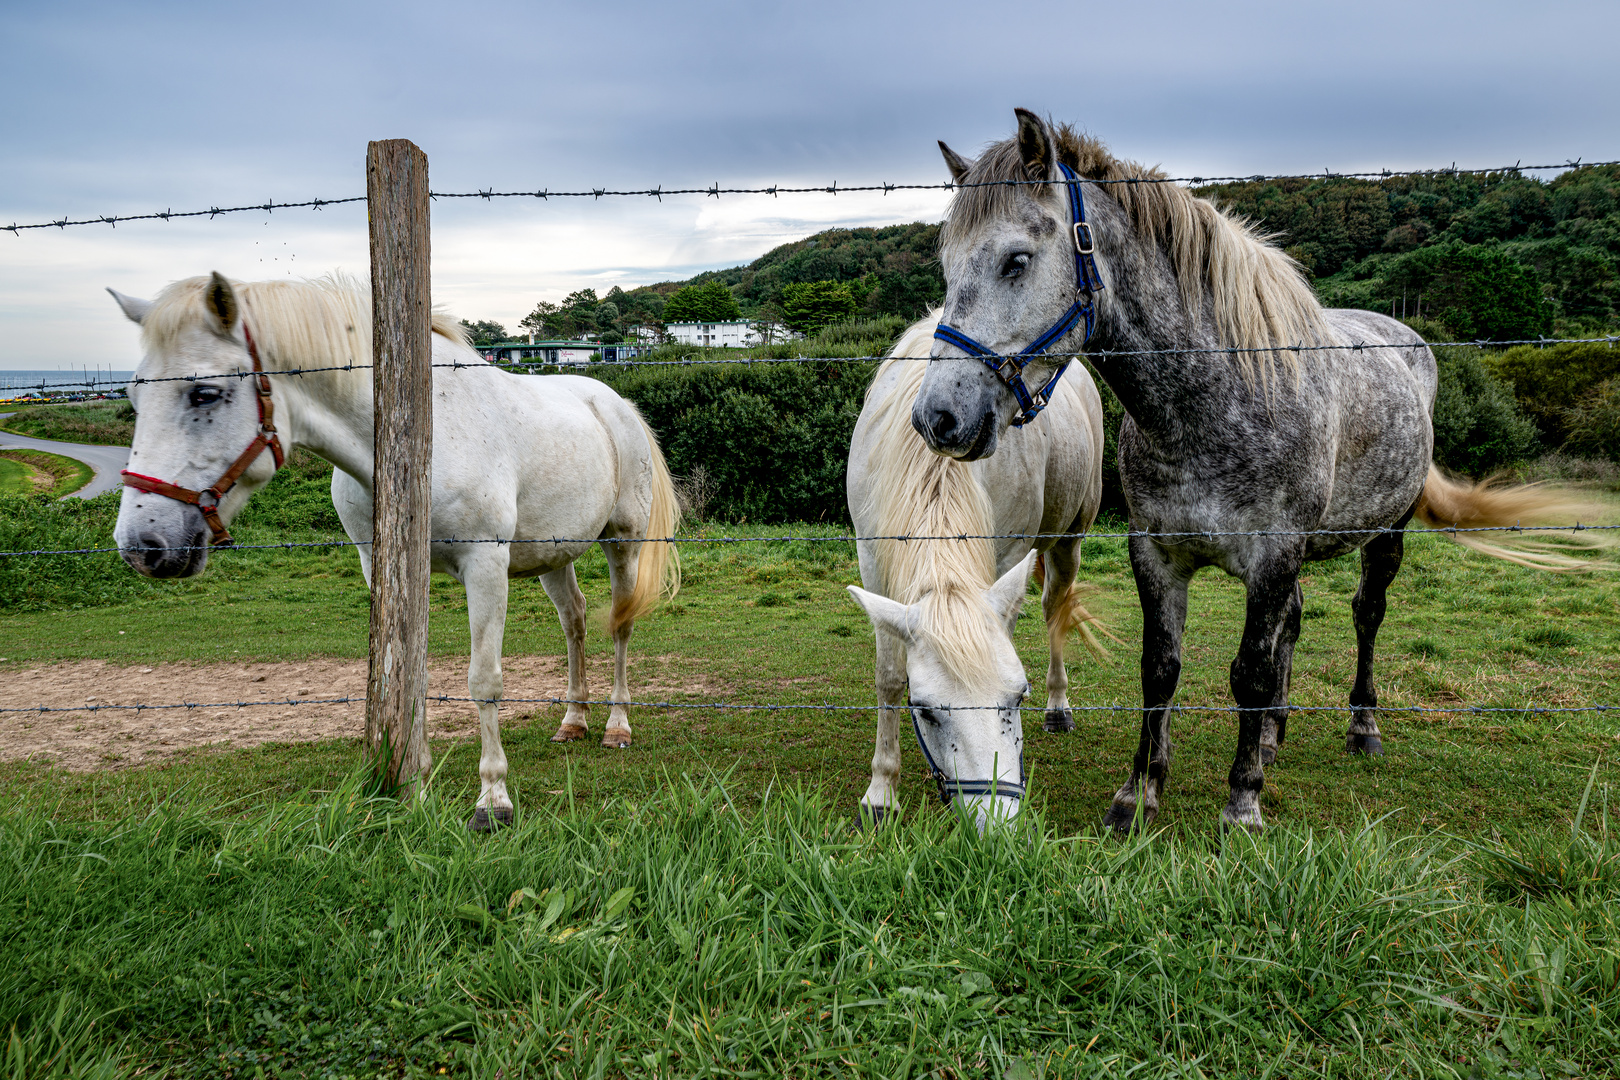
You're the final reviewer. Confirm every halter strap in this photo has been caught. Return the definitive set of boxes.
[121,322,285,547]
[933,163,1105,426]
[908,702,1026,804]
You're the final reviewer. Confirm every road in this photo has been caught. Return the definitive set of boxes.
[0,415,129,499]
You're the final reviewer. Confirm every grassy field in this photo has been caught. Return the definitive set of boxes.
[0,447,93,496]
[0,400,134,446]
[2,407,1619,1076]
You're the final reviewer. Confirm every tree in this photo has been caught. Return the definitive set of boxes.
[1383,243,1550,341]
[780,280,856,335]
[459,319,507,346]
[520,301,560,339]
[663,280,740,323]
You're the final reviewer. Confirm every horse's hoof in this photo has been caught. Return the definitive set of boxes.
[1260,744,1277,766]
[1219,807,1264,835]
[601,729,631,750]
[1102,802,1150,835]
[467,806,515,833]
[856,804,888,830]
[1043,708,1076,734]
[1346,733,1384,756]
[551,723,588,743]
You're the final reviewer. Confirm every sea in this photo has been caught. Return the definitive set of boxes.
[0,368,137,395]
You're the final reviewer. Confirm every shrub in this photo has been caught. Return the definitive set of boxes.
[0,402,134,447]
[1485,340,1620,445]
[1429,342,1542,475]
[1562,378,1620,462]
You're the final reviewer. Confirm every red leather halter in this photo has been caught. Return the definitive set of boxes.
[120,323,286,547]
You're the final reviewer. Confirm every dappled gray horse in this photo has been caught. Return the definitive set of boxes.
[912,109,1602,832]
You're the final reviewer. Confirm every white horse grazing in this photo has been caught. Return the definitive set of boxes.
[845,315,1107,831]
[109,274,679,829]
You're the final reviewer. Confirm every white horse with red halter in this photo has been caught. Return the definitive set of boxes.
[109,273,680,829]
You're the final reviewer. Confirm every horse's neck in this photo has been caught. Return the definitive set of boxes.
[272,362,377,486]
[1087,235,1232,451]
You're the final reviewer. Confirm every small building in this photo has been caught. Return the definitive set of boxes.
[479,340,598,367]
[665,320,793,348]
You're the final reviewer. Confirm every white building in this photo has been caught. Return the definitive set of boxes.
[665,320,794,348]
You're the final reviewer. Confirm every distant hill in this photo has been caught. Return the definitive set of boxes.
[624,221,946,320]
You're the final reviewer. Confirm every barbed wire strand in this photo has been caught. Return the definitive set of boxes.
[7,336,1619,393]
[3,522,1618,560]
[0,696,1610,717]
[7,158,1617,234]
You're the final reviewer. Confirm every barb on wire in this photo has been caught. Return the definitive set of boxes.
[0,696,1610,717]
[8,159,1617,233]
[10,336,1618,393]
[4,522,1617,560]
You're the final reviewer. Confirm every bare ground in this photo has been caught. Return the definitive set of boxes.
[0,655,724,771]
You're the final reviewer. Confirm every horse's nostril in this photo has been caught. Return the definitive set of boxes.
[929,409,957,441]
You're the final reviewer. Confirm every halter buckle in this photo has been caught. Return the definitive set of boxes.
[1073,221,1094,255]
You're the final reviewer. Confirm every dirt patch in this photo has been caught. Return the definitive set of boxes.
[0,655,725,771]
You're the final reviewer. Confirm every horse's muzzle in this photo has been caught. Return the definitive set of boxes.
[123,527,209,578]
[910,400,997,461]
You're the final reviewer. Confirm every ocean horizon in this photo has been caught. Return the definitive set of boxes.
[1,368,136,392]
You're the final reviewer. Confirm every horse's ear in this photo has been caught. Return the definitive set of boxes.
[938,141,973,185]
[1014,108,1056,185]
[847,585,918,644]
[986,550,1038,624]
[107,288,152,325]
[204,271,238,334]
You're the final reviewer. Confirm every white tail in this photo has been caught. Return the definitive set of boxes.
[1414,465,1615,571]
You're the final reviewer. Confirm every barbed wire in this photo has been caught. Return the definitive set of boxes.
[4,523,1616,560]
[7,336,1618,394]
[7,158,1617,235]
[0,694,1611,717]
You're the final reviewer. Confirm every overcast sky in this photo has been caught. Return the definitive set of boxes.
[2,0,1617,370]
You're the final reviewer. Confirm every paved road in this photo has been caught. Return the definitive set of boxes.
[0,415,129,499]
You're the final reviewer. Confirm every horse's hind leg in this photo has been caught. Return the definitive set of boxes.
[541,565,592,742]
[465,556,514,831]
[1347,511,1412,755]
[1224,550,1306,833]
[1104,537,1190,834]
[1259,582,1303,766]
[601,541,639,749]
[1040,542,1082,734]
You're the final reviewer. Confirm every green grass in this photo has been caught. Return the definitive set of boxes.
[3,772,1618,1079]
[0,456,29,496]
[0,400,133,446]
[2,509,1617,838]
[0,448,94,497]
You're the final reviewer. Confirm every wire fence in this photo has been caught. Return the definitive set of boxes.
[1,696,1612,718]
[6,157,1617,234]
[5,150,1619,736]
[4,522,1618,560]
[6,336,1619,395]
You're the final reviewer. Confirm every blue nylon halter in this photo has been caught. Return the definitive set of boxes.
[909,701,1027,804]
[933,162,1106,426]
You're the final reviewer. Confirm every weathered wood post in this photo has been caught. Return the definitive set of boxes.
[365,139,433,793]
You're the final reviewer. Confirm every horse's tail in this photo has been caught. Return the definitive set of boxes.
[1033,554,1118,660]
[1413,464,1615,571]
[612,414,682,633]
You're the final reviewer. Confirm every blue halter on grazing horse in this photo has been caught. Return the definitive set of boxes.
[909,701,1027,804]
[932,163,1105,426]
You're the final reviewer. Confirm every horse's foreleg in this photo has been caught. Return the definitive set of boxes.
[1040,543,1082,734]
[1224,551,1306,833]
[601,542,639,748]
[1259,582,1303,766]
[1105,537,1190,834]
[860,627,908,826]
[1347,510,1411,755]
[465,559,513,830]
[540,566,591,742]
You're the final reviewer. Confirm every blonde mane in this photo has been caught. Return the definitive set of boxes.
[139,274,470,385]
[861,318,1004,684]
[942,122,1326,385]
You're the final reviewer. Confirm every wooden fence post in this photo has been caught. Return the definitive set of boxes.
[365,138,433,793]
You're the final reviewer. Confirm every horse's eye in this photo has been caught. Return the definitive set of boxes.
[1002,253,1030,279]
[188,385,223,408]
